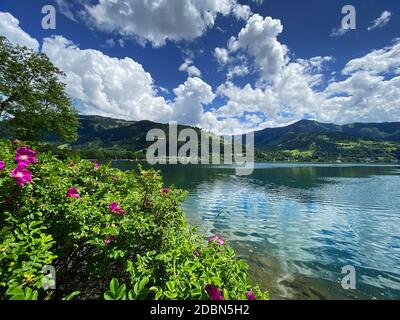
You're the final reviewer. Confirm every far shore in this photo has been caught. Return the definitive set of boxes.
[91,159,400,166]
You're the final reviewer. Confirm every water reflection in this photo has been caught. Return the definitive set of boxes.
[114,162,400,300]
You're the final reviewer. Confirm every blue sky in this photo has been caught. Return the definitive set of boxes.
[0,0,399,133]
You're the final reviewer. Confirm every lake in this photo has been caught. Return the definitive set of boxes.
[113,162,400,300]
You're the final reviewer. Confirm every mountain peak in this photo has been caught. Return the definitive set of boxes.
[294,119,319,124]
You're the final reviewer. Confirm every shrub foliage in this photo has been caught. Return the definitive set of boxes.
[0,140,268,300]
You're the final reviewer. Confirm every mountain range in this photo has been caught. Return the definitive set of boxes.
[54,115,399,163]
[253,119,400,162]
[255,119,400,145]
[1,114,396,163]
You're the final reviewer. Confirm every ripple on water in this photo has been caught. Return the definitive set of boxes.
[180,165,400,299]
[114,162,400,299]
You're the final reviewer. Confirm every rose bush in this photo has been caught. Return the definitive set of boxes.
[0,139,268,300]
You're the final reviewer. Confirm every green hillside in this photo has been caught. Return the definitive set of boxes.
[255,132,400,163]
[254,119,400,145]
[4,115,400,163]
[254,119,400,162]
[56,115,204,160]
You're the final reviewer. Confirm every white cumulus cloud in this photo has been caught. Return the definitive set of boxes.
[227,64,249,79]
[179,59,202,78]
[343,40,400,75]
[171,77,215,126]
[42,35,172,122]
[0,12,40,50]
[82,0,252,47]
[227,14,288,81]
[214,47,229,65]
[213,13,400,130]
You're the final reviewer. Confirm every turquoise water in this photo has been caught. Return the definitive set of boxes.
[114,162,400,300]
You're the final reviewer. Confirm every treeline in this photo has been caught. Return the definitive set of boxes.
[255,144,400,163]
[39,145,146,161]
[40,140,400,163]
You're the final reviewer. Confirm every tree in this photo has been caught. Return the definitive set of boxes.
[0,36,78,142]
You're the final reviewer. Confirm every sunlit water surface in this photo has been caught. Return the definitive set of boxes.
[114,162,400,300]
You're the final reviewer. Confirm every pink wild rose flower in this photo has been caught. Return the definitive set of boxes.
[16,146,38,156]
[0,161,5,171]
[246,291,257,300]
[205,285,224,301]
[208,235,225,246]
[109,202,126,216]
[10,166,33,186]
[15,146,38,167]
[66,187,80,199]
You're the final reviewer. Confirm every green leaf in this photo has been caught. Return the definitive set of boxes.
[104,292,114,300]
[9,294,26,301]
[223,289,230,300]
[62,291,81,300]
[6,287,24,297]
[155,290,163,300]
[166,281,176,293]
[164,291,178,299]
[7,287,38,300]
[190,288,202,297]
[109,278,120,294]
[128,290,136,300]
[117,284,126,300]
[138,277,150,293]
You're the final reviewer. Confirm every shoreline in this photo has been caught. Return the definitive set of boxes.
[105,159,400,166]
